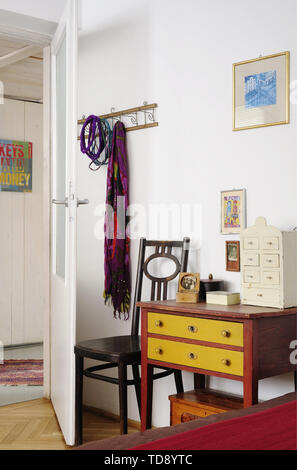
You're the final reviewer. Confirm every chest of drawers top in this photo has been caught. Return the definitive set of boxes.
[137,299,297,320]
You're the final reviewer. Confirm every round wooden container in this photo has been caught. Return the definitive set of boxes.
[199,279,224,302]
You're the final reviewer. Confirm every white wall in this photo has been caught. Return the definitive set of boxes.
[77,0,297,427]
[0,99,44,346]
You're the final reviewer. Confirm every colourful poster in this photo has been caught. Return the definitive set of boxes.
[0,140,32,193]
[223,195,240,229]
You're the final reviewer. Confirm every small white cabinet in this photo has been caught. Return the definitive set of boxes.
[241,217,297,308]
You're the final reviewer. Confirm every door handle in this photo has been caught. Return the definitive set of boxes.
[77,199,89,207]
[52,198,68,208]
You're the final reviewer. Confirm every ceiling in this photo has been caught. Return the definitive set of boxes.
[0,0,66,23]
[0,38,43,102]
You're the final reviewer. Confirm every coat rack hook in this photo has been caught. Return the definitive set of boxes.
[142,101,155,125]
[110,107,122,126]
[126,112,139,126]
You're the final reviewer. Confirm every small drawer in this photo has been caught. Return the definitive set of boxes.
[242,287,280,305]
[243,270,260,283]
[243,253,259,266]
[170,402,224,426]
[262,237,279,250]
[262,271,280,285]
[148,312,243,347]
[243,237,259,250]
[261,254,279,268]
[148,338,244,377]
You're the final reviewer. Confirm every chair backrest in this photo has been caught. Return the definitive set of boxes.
[131,238,190,336]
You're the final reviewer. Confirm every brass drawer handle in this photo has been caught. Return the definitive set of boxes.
[248,258,253,262]
[221,330,231,338]
[188,325,198,334]
[155,320,163,327]
[155,348,163,355]
[266,276,273,280]
[188,353,198,360]
[221,359,231,366]
[266,259,273,263]
[267,242,273,245]
[257,294,263,297]
[248,242,254,245]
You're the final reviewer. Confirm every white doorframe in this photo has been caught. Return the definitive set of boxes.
[42,45,52,399]
[0,23,53,399]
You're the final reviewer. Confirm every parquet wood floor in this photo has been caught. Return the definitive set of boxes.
[0,399,139,450]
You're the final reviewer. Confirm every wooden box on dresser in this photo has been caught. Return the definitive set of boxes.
[241,217,297,309]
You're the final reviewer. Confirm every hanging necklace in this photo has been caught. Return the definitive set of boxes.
[80,115,113,171]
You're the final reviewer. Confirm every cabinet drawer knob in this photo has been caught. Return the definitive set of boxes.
[257,294,263,297]
[248,242,253,245]
[188,353,197,360]
[188,325,198,334]
[267,259,273,263]
[248,258,253,262]
[221,330,231,338]
[155,320,163,327]
[267,276,273,280]
[267,242,273,245]
[155,348,163,355]
[221,359,231,366]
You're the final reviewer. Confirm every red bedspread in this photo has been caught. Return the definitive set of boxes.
[131,401,297,450]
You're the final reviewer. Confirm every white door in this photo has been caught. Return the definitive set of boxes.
[51,0,78,446]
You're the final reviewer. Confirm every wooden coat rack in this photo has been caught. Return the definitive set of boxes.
[77,103,158,140]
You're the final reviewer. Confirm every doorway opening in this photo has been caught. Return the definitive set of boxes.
[0,36,50,406]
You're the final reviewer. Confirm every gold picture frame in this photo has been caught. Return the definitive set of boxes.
[176,272,200,303]
[233,51,290,131]
[178,273,200,293]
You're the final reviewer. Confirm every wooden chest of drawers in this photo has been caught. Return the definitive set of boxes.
[241,217,297,309]
[139,300,297,431]
[169,390,243,425]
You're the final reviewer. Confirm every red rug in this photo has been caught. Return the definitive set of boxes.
[0,360,43,386]
[131,400,297,450]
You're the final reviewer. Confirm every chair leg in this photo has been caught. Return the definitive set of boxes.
[118,363,128,435]
[194,373,206,390]
[174,370,184,394]
[132,364,141,419]
[75,355,84,446]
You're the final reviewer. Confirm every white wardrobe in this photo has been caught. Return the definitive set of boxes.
[0,98,44,345]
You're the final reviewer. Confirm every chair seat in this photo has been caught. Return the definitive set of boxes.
[75,335,141,363]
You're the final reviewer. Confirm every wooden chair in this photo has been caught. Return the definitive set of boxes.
[74,237,190,445]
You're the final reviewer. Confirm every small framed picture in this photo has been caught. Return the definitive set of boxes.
[233,51,290,131]
[178,273,200,293]
[221,189,246,234]
[226,241,240,272]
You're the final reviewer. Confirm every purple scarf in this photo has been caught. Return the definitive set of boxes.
[103,122,131,319]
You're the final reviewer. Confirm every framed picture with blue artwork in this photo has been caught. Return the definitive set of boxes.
[233,51,289,131]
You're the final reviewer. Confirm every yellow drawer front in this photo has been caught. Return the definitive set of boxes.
[148,338,243,377]
[148,313,243,347]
